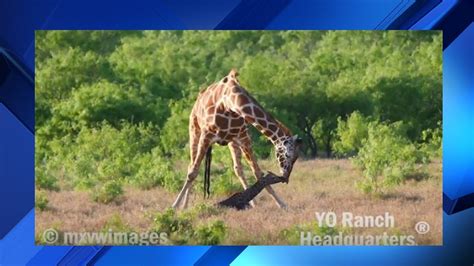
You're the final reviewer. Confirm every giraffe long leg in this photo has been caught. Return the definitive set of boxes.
[172,134,211,209]
[240,135,288,209]
[228,141,255,208]
[173,124,198,209]
[172,120,205,209]
[180,123,201,209]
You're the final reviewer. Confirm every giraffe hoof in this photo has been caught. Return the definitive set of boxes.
[280,176,289,184]
[171,201,182,210]
[249,200,256,208]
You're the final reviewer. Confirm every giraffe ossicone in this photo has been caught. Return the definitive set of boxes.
[172,69,301,210]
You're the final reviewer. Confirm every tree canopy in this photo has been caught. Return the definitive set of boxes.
[35,30,442,195]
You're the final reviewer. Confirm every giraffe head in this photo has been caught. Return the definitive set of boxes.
[275,135,302,182]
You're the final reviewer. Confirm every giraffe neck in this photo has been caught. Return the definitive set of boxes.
[251,115,291,147]
[222,80,292,145]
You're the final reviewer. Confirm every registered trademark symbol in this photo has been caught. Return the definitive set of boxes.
[415,221,430,234]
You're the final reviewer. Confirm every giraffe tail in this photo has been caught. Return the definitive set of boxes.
[204,146,212,198]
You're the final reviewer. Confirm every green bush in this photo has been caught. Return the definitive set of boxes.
[246,127,273,159]
[45,122,158,189]
[333,111,370,156]
[35,191,49,211]
[193,220,226,245]
[52,80,168,129]
[92,180,124,204]
[153,208,195,244]
[419,121,442,161]
[35,47,109,104]
[159,99,193,158]
[207,147,243,195]
[211,173,243,196]
[35,168,59,191]
[279,222,341,245]
[102,213,132,232]
[353,122,420,194]
[153,208,226,245]
[133,150,184,191]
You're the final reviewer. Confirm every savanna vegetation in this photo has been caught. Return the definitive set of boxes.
[35,30,442,245]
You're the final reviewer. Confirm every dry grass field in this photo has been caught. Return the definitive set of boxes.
[36,159,442,245]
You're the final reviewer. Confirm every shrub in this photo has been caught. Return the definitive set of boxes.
[207,146,246,195]
[353,122,420,194]
[210,171,243,196]
[153,208,194,244]
[102,213,131,232]
[153,208,226,245]
[36,48,109,104]
[92,180,124,204]
[132,149,184,191]
[246,128,273,159]
[132,167,163,190]
[39,119,190,194]
[419,121,442,161]
[159,99,192,158]
[279,222,341,245]
[193,220,226,245]
[51,80,169,130]
[45,122,159,189]
[35,168,59,191]
[35,191,49,211]
[333,111,370,157]
[161,169,186,193]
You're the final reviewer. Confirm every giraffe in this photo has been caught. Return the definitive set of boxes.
[217,171,284,210]
[172,69,302,210]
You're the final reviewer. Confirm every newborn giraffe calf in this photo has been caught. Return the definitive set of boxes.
[217,171,285,210]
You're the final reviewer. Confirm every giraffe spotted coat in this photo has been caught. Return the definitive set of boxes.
[172,69,301,209]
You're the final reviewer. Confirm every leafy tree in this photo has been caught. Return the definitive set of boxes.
[353,122,421,194]
[35,30,442,198]
[333,111,370,157]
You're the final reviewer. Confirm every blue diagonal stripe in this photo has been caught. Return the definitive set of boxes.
[194,246,247,266]
[215,0,291,29]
